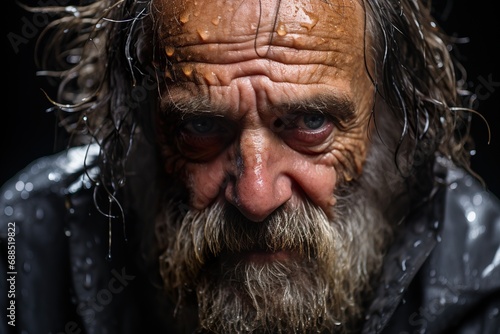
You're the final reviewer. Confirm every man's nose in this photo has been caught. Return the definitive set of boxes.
[225,130,292,222]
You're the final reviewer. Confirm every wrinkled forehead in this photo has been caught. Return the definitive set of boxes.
[152,0,366,52]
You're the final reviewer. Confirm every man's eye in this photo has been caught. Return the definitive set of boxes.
[298,114,326,130]
[185,117,216,134]
[175,116,234,161]
[275,113,334,153]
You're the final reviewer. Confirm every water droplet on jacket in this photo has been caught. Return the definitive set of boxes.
[4,206,13,216]
[400,259,407,272]
[413,240,422,247]
[48,172,62,182]
[429,269,436,277]
[449,182,457,190]
[435,234,442,242]
[464,176,473,187]
[23,262,31,273]
[3,190,13,200]
[466,210,476,222]
[24,182,34,192]
[35,208,44,220]
[489,307,499,319]
[431,220,439,230]
[15,181,24,192]
[21,191,29,200]
[83,273,92,289]
[64,229,72,237]
[472,194,483,206]
[106,253,112,262]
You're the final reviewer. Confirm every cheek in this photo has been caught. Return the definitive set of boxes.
[288,156,339,215]
[184,160,228,210]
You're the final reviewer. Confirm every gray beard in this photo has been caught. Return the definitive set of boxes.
[154,162,401,333]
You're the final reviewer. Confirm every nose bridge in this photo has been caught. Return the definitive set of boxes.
[227,128,291,222]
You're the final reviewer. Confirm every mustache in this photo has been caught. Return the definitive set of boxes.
[158,198,343,285]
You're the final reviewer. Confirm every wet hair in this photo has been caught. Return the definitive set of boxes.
[25,0,479,198]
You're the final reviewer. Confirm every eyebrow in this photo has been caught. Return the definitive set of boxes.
[160,95,229,120]
[161,93,356,125]
[272,94,356,126]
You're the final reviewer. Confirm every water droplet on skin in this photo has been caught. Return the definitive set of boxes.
[277,23,287,36]
[300,9,319,31]
[211,16,221,26]
[165,70,173,81]
[203,71,219,85]
[165,45,175,57]
[180,11,190,23]
[182,65,194,77]
[197,29,210,41]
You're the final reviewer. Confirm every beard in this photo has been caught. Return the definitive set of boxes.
[153,144,402,334]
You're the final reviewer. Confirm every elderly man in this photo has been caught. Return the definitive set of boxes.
[1,0,499,333]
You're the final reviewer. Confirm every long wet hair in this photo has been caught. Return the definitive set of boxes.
[25,0,479,201]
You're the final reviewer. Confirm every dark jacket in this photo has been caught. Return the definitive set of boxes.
[1,146,499,334]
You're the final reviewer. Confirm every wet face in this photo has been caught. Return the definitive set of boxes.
[153,0,390,332]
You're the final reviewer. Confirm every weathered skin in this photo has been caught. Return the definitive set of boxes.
[154,0,375,223]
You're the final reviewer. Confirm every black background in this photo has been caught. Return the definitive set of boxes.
[3,0,500,197]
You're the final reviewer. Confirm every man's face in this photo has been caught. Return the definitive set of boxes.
[153,0,389,332]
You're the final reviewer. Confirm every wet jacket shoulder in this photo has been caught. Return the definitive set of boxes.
[0,145,171,334]
[364,156,500,334]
